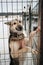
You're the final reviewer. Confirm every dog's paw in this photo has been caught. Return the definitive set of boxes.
[32,49,39,55]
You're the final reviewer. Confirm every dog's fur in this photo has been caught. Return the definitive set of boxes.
[5,19,39,65]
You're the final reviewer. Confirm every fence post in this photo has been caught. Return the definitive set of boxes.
[29,6,31,33]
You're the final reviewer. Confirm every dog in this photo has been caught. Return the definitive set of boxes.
[5,19,40,65]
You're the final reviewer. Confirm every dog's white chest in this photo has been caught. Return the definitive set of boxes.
[10,41,20,51]
[10,41,20,58]
[13,42,20,50]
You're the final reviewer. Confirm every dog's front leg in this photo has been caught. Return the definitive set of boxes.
[14,47,28,57]
[28,26,40,47]
[16,46,39,57]
[26,47,39,55]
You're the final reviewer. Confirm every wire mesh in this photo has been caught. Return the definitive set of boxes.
[0,0,40,65]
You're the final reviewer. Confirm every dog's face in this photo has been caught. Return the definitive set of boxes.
[5,19,23,34]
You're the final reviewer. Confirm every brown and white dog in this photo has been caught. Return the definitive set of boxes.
[5,19,40,65]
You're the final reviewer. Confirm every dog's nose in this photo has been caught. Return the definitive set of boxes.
[16,25,23,31]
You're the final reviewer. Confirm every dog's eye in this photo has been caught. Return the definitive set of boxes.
[14,23,16,25]
[19,21,21,23]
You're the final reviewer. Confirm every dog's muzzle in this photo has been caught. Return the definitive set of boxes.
[16,25,23,31]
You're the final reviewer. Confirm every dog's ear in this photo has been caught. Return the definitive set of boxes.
[4,22,11,25]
